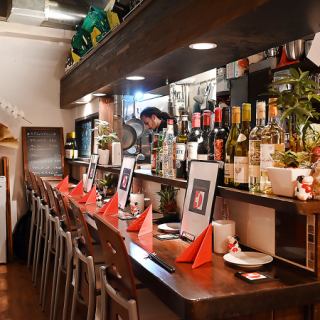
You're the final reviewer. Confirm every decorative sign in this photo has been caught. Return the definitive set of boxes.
[22,127,64,180]
[180,160,222,241]
[117,155,136,210]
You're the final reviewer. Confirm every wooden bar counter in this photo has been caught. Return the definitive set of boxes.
[86,212,320,320]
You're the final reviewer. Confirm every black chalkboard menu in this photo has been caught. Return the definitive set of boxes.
[22,127,64,180]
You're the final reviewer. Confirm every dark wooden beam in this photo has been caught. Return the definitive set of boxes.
[61,0,320,108]
[0,0,11,20]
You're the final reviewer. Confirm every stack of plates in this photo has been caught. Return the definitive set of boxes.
[157,222,181,234]
[223,252,273,268]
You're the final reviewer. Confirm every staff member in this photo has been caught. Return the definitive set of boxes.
[140,107,177,133]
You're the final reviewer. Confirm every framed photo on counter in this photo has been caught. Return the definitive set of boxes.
[180,160,222,241]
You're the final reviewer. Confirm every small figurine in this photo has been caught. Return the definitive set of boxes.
[312,160,320,200]
[130,201,141,216]
[294,175,314,201]
[227,236,241,254]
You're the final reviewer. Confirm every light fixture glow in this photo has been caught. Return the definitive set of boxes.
[126,75,145,81]
[134,91,144,101]
[189,42,217,50]
[93,93,107,97]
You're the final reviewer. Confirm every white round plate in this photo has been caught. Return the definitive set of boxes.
[223,252,273,268]
[157,222,181,234]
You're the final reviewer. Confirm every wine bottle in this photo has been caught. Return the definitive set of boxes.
[248,101,266,192]
[260,98,285,194]
[224,106,241,186]
[176,114,189,179]
[187,113,202,170]
[151,133,159,172]
[156,129,166,177]
[234,103,251,190]
[65,132,78,160]
[213,107,229,161]
[208,108,220,160]
[163,119,176,178]
[197,110,211,160]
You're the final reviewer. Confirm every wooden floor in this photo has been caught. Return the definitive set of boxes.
[0,261,48,320]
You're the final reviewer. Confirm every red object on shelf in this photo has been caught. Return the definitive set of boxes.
[176,224,213,269]
[277,48,299,68]
[78,185,96,205]
[127,205,153,234]
[99,192,118,216]
[69,180,84,196]
[56,175,69,193]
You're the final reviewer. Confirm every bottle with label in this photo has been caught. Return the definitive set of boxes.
[260,98,285,194]
[213,107,229,161]
[176,114,189,179]
[198,110,211,160]
[224,106,241,186]
[208,108,220,160]
[163,119,176,178]
[151,133,159,171]
[248,101,266,192]
[65,131,78,160]
[222,105,230,132]
[234,103,251,190]
[156,129,165,176]
[187,113,202,171]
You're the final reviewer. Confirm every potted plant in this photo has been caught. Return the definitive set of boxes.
[269,68,320,151]
[99,173,117,197]
[156,186,179,223]
[267,150,312,197]
[94,120,119,165]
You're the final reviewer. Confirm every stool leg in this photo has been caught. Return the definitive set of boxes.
[32,201,41,285]
[87,256,96,320]
[40,212,49,305]
[27,195,36,268]
[70,254,79,320]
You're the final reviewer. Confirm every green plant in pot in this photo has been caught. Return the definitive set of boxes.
[99,173,117,197]
[269,68,320,151]
[94,120,119,165]
[156,186,179,223]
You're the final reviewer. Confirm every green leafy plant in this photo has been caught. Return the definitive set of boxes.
[269,68,320,150]
[94,120,119,150]
[271,150,312,168]
[99,173,117,196]
[157,186,178,214]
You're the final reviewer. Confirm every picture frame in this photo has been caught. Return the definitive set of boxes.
[117,155,136,210]
[180,160,223,241]
[85,154,99,192]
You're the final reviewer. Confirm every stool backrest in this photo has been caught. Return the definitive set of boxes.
[56,191,77,231]
[69,199,94,256]
[25,169,33,190]
[94,214,138,320]
[44,181,61,217]
[29,171,41,196]
[35,175,49,204]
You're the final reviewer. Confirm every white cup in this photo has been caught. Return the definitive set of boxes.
[130,193,145,213]
[83,173,87,186]
[212,220,235,254]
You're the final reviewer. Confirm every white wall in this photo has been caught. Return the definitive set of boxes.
[0,22,74,227]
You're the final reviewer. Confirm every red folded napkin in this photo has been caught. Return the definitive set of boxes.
[78,185,96,205]
[56,175,69,193]
[99,192,118,216]
[176,224,212,269]
[69,180,84,196]
[127,205,152,235]
[138,205,153,237]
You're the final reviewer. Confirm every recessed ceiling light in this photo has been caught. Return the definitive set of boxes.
[126,75,145,81]
[93,93,106,97]
[189,42,217,50]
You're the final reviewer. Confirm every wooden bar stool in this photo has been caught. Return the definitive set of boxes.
[94,215,179,320]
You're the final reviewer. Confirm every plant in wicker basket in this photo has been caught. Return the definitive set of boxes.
[157,186,178,215]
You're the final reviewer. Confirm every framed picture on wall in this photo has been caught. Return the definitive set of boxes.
[180,160,223,241]
[85,154,99,192]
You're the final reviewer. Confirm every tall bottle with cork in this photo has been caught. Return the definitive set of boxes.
[234,103,251,190]
[260,98,285,194]
[248,101,266,192]
[224,106,241,186]
[176,114,189,179]
[163,119,176,178]
[197,110,211,160]
[187,113,202,171]
[213,107,229,161]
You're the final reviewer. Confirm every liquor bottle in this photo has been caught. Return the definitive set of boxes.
[163,119,176,178]
[198,110,211,160]
[187,113,202,170]
[151,133,159,171]
[224,106,241,186]
[176,114,189,179]
[248,101,266,192]
[234,103,251,190]
[156,129,166,176]
[65,132,78,160]
[208,108,220,160]
[260,98,285,194]
[213,107,229,161]
[222,106,230,132]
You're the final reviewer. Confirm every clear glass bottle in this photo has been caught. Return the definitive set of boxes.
[151,133,159,172]
[234,103,251,190]
[224,106,241,186]
[187,113,202,171]
[260,98,285,194]
[176,114,189,179]
[248,101,266,192]
[156,129,166,177]
[163,119,176,178]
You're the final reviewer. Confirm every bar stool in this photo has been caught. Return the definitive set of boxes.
[69,199,103,320]
[94,215,179,320]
